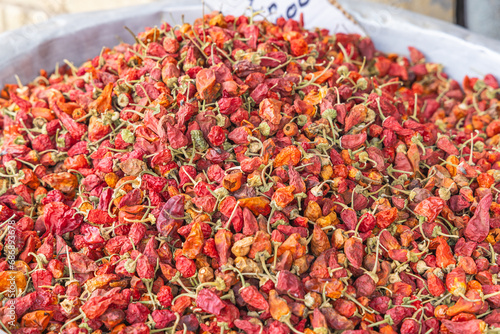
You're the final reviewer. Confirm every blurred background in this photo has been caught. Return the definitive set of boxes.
[0,0,498,39]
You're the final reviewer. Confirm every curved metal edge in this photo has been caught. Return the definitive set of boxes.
[339,0,500,54]
[338,0,500,80]
[0,0,203,86]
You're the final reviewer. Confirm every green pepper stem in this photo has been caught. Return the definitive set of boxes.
[376,98,387,121]
[60,309,86,331]
[224,202,240,230]
[367,314,394,328]
[483,289,500,301]
[258,253,277,284]
[223,266,246,287]
[342,290,379,315]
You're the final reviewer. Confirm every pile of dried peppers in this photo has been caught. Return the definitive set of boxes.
[2,10,500,334]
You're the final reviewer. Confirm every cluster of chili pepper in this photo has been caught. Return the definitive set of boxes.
[1,8,500,334]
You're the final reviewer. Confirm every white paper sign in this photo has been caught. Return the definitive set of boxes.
[206,0,366,35]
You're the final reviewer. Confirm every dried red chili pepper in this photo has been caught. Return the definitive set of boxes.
[3,9,500,334]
